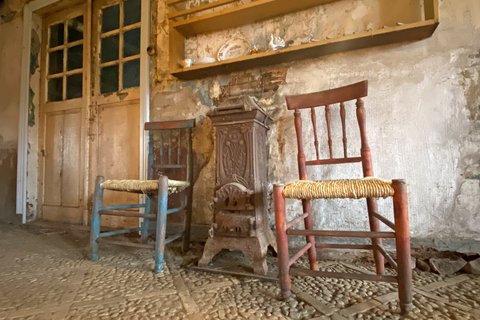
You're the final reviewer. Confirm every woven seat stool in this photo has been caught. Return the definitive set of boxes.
[274,81,413,314]
[91,177,189,272]
[90,119,195,273]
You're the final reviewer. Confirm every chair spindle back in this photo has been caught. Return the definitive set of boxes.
[145,119,194,183]
[284,80,373,180]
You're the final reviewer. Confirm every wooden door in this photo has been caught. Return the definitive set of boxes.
[39,4,88,224]
[89,0,142,228]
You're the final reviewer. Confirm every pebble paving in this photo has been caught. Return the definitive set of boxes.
[0,222,479,320]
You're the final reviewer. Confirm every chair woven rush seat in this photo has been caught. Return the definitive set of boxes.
[90,119,195,273]
[274,80,413,315]
[283,177,394,200]
[100,179,190,194]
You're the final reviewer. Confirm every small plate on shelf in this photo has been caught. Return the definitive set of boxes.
[217,38,251,61]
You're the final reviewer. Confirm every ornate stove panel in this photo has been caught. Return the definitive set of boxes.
[198,96,277,275]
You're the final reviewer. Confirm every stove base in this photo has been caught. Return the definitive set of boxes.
[198,229,277,275]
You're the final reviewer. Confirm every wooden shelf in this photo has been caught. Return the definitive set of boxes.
[172,19,439,80]
[168,0,439,80]
[171,0,340,36]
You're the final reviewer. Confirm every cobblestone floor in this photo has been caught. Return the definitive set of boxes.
[0,222,479,320]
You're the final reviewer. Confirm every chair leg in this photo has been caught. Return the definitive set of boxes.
[141,195,151,243]
[302,199,318,271]
[274,184,292,299]
[182,186,193,253]
[90,176,104,262]
[392,180,413,314]
[155,175,169,273]
[367,197,385,275]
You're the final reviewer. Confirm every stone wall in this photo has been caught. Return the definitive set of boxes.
[153,0,480,251]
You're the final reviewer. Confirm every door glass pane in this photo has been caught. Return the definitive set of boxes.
[101,35,119,63]
[67,74,83,99]
[123,59,139,89]
[67,45,83,70]
[124,0,141,26]
[48,77,63,101]
[49,23,64,47]
[49,50,64,74]
[67,16,84,43]
[101,65,119,93]
[102,5,120,33]
[123,28,140,57]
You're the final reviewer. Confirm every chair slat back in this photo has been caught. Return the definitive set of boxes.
[144,119,195,182]
[284,80,373,180]
[145,119,195,213]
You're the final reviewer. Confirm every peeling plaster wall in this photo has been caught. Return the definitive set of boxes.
[0,0,39,222]
[154,0,480,252]
[26,12,42,221]
[0,0,24,222]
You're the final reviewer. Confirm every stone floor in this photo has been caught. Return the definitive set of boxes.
[0,221,479,320]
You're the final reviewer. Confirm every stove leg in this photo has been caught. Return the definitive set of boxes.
[266,228,278,254]
[242,237,268,275]
[198,239,223,267]
[250,253,268,275]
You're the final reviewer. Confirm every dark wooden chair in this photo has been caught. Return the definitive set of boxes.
[273,80,412,314]
[90,119,194,273]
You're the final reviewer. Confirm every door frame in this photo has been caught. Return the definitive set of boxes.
[17,0,150,224]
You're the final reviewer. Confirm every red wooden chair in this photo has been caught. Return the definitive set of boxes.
[273,80,413,314]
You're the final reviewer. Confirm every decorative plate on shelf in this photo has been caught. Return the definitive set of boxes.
[217,38,251,61]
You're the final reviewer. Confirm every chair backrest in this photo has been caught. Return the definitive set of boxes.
[284,80,373,180]
[144,119,195,183]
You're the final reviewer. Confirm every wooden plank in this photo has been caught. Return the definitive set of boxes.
[171,0,339,36]
[100,239,154,248]
[339,300,381,317]
[190,266,277,281]
[341,262,376,275]
[169,25,186,72]
[287,229,396,239]
[290,268,398,282]
[315,243,373,250]
[172,20,439,79]
[424,0,439,21]
[291,285,337,316]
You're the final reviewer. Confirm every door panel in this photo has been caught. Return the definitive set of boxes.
[61,110,82,207]
[40,4,86,224]
[89,0,142,228]
[38,0,143,226]
[43,112,64,206]
[95,101,140,228]
[42,109,83,223]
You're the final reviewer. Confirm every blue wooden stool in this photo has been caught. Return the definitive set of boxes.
[90,176,190,272]
[90,119,195,273]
